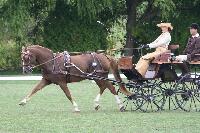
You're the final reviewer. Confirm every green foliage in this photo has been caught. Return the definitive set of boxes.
[0,0,31,41]
[0,41,20,70]
[153,0,175,19]
[42,1,108,52]
[72,0,113,20]
[169,0,200,52]
[0,0,200,71]
[107,18,126,50]
[0,0,108,71]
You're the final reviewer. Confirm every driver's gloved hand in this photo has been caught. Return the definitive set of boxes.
[142,44,150,49]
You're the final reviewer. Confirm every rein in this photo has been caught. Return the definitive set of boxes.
[32,54,62,69]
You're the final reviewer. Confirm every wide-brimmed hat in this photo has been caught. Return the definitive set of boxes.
[157,23,173,30]
[189,23,199,30]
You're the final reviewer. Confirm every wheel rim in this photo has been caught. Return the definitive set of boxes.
[117,82,140,111]
[137,81,166,112]
[159,81,180,110]
[175,80,200,112]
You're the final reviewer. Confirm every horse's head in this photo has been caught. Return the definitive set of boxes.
[21,46,37,74]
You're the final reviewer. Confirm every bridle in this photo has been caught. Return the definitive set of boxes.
[21,49,62,73]
[21,50,34,72]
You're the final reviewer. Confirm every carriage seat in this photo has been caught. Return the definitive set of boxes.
[189,61,200,64]
[168,44,179,51]
[193,54,200,61]
[189,54,200,64]
[152,45,179,63]
[152,51,171,63]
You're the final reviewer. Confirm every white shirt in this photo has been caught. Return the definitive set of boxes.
[148,32,171,48]
[192,33,199,38]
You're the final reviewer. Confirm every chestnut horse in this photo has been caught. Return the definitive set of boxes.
[19,45,132,112]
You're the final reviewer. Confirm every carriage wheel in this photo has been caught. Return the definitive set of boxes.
[159,81,180,110]
[117,82,140,111]
[137,81,166,112]
[175,79,200,112]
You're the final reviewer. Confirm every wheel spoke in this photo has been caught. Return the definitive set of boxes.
[145,102,150,112]
[124,100,129,109]
[154,97,164,104]
[194,95,200,103]
[170,97,178,109]
[153,101,160,109]
[150,102,153,111]
[138,81,165,112]
[188,98,192,111]
[192,96,198,111]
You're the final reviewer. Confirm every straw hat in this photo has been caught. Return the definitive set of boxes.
[157,23,173,30]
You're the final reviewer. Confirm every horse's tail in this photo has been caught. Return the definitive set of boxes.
[105,55,132,96]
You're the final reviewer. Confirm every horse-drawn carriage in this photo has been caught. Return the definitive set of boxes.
[20,45,200,113]
[117,45,200,112]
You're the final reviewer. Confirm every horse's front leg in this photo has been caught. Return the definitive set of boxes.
[58,82,80,112]
[19,78,50,106]
[106,81,125,112]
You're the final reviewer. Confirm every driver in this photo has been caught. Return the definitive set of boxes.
[134,23,173,78]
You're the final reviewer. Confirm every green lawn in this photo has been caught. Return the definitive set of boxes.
[0,80,200,133]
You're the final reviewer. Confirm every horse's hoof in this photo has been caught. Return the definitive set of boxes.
[74,110,80,113]
[19,102,26,106]
[19,100,26,106]
[120,106,125,112]
[95,105,100,111]
[73,108,80,113]
[73,110,80,113]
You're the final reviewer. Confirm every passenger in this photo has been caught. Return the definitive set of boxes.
[176,23,200,77]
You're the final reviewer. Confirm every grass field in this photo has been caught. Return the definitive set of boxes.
[1,80,200,133]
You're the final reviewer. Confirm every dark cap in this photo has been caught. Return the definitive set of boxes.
[189,23,199,30]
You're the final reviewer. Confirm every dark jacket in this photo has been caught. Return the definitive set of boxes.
[183,35,200,61]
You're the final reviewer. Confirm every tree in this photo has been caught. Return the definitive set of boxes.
[169,0,200,52]
[124,0,176,55]
[0,0,199,53]
[68,0,176,55]
[0,0,200,70]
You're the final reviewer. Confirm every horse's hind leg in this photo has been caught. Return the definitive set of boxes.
[19,78,50,106]
[105,81,125,112]
[58,82,80,112]
[94,80,107,111]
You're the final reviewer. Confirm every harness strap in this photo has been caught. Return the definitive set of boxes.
[90,52,107,74]
[63,51,71,82]
[52,53,56,72]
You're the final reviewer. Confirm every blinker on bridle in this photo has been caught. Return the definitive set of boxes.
[21,50,34,72]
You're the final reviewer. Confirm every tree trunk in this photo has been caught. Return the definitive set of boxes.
[124,0,137,56]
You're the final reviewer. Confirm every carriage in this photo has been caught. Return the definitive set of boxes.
[117,45,200,112]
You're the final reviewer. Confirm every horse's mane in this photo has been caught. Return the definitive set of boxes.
[27,45,53,53]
